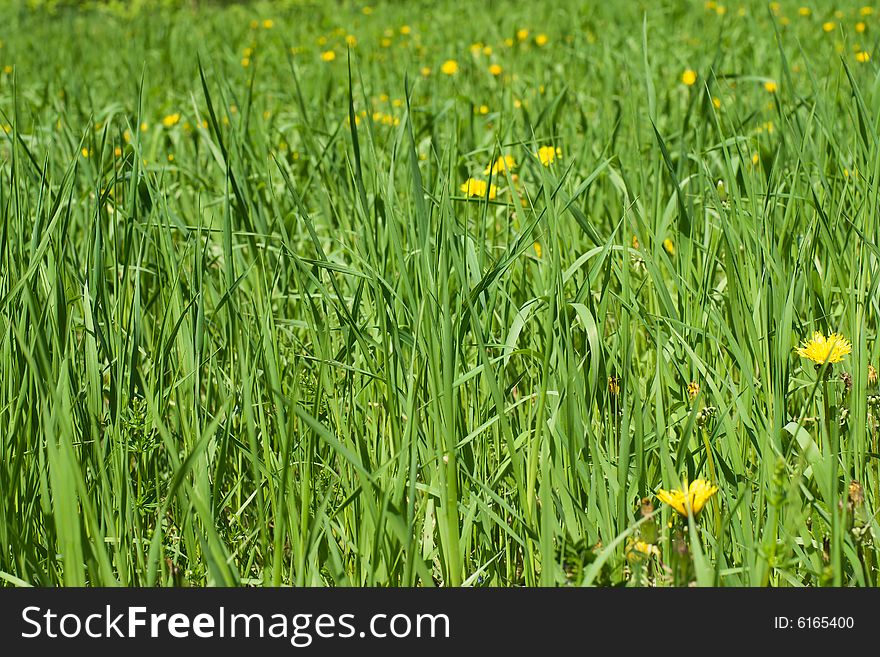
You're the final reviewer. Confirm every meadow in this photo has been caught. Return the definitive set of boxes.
[1,0,879,587]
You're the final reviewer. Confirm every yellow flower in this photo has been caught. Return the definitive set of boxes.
[687,380,700,401]
[856,51,871,63]
[162,113,180,128]
[861,6,874,17]
[346,34,358,47]
[114,146,122,157]
[763,80,778,93]
[856,22,866,33]
[420,66,432,77]
[262,19,274,29]
[631,235,640,250]
[663,238,675,255]
[400,25,411,35]
[517,28,529,41]
[81,147,90,158]
[536,145,561,166]
[822,21,835,32]
[798,7,811,17]
[460,178,497,199]
[489,63,502,76]
[681,69,697,86]
[321,50,336,62]
[484,155,517,175]
[626,540,659,560]
[381,38,392,48]
[796,331,852,365]
[608,376,620,395]
[712,96,721,109]
[477,104,489,115]
[241,57,250,67]
[482,45,493,56]
[535,33,548,46]
[533,241,543,258]
[2,65,12,74]
[441,59,459,75]
[657,479,718,518]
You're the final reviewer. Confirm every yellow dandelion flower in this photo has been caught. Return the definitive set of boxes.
[400,25,411,35]
[420,66,432,77]
[856,22,866,33]
[687,380,700,401]
[482,45,493,56]
[489,63,502,76]
[484,155,517,176]
[796,331,852,365]
[162,113,180,128]
[441,59,459,75]
[380,37,392,48]
[681,69,697,86]
[751,152,760,165]
[856,51,871,63]
[517,28,529,41]
[712,96,721,109]
[262,19,274,29]
[663,238,675,255]
[241,57,250,67]
[114,146,122,157]
[460,178,497,199]
[478,104,489,115]
[321,50,336,62]
[822,21,835,32]
[798,7,811,17]
[140,122,149,132]
[764,80,778,93]
[535,33,549,46]
[536,145,561,166]
[861,7,874,17]
[346,34,358,47]
[657,479,718,518]
[504,37,514,47]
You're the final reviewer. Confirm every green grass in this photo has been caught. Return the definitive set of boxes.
[1,0,880,587]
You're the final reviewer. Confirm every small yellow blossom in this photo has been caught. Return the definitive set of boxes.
[632,235,640,250]
[681,69,697,86]
[140,122,149,132]
[822,21,835,32]
[535,33,548,46]
[477,104,489,115]
[796,331,852,365]
[400,25,411,35]
[484,155,517,176]
[861,7,874,17]
[657,479,718,518]
[321,50,336,62]
[2,65,11,74]
[536,145,561,166]
[441,59,459,75]
[533,242,543,258]
[517,28,529,41]
[764,80,778,93]
[663,238,675,255]
[856,22,866,33]
[381,38,392,48]
[460,178,497,199]
[608,376,620,395]
[712,96,721,109]
[489,63,502,76]
[420,66,431,77]
[346,34,358,47]
[798,7,811,17]
[114,146,122,157]
[81,147,90,158]
[262,19,274,29]
[162,113,180,128]
[687,380,700,401]
[856,51,871,63]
